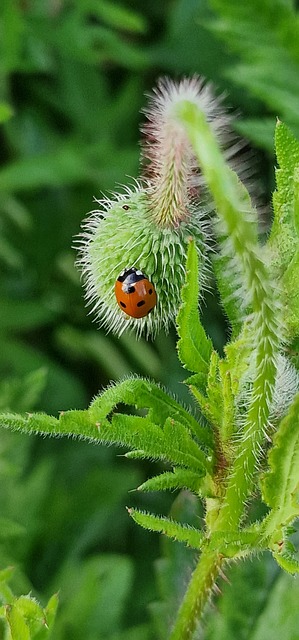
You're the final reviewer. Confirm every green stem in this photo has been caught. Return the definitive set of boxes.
[176,100,279,526]
[169,546,223,640]
[168,99,281,638]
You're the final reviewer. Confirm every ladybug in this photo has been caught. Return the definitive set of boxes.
[115,267,157,319]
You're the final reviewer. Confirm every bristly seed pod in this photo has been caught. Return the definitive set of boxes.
[76,76,240,338]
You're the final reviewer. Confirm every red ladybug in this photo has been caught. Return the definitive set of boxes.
[115,268,157,318]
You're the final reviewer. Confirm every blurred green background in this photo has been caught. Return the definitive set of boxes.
[1,1,299,638]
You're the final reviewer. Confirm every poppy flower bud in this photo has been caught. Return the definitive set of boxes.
[76,77,237,338]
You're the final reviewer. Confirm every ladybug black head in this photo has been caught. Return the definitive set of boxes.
[117,267,145,284]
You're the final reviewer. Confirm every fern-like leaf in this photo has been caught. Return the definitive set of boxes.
[127,508,204,549]
[137,469,211,494]
[0,382,214,478]
[89,377,213,448]
[98,414,211,474]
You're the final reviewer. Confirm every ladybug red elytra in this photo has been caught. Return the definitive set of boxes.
[115,267,157,318]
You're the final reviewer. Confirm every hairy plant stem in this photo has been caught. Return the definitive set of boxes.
[168,100,280,638]
[176,101,279,525]
[169,546,223,640]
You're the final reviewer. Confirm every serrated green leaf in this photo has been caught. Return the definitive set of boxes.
[137,469,208,494]
[90,377,213,447]
[16,595,44,623]
[283,240,299,337]
[189,350,235,445]
[5,604,30,640]
[183,372,207,388]
[0,410,99,444]
[0,404,212,474]
[271,121,299,249]
[2,592,57,639]
[261,393,299,536]
[127,508,204,549]
[268,122,299,338]
[177,240,213,384]
[275,122,299,218]
[273,546,299,575]
[218,360,235,444]
[59,409,101,439]
[0,412,59,436]
[205,350,224,428]
[99,414,209,473]
[163,418,209,468]
[224,325,252,396]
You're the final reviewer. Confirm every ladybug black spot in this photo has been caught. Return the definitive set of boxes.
[148,288,153,294]
[137,300,146,308]
[127,286,135,293]
[120,301,127,308]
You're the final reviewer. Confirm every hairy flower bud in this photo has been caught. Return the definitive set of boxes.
[76,77,239,338]
[77,186,206,337]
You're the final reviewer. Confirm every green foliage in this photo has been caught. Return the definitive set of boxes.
[0,568,57,640]
[52,555,141,640]
[260,392,299,571]
[89,377,211,445]
[207,0,299,148]
[1,97,299,637]
[137,469,206,494]
[177,240,213,390]
[204,558,299,640]
[177,100,279,533]
[0,376,214,493]
[262,392,299,523]
[1,1,299,639]
[0,103,13,123]
[267,121,299,339]
[127,509,204,549]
